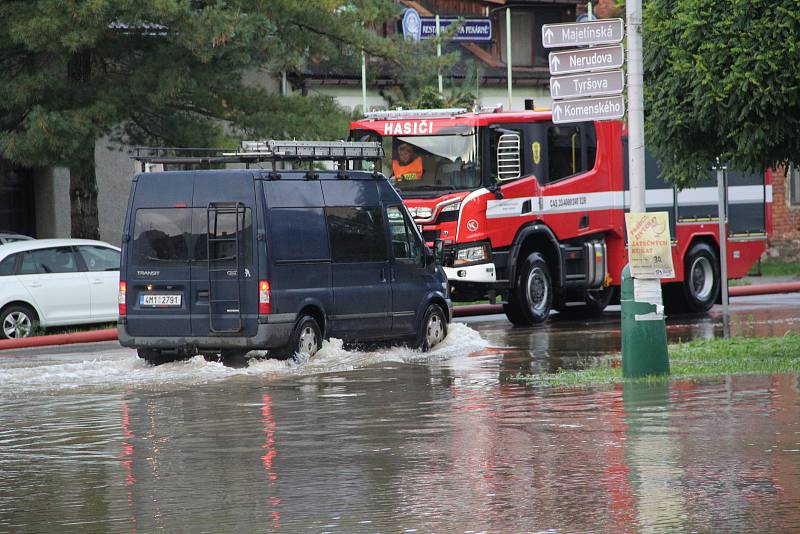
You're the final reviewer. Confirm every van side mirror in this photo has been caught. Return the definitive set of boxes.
[433,239,445,265]
[496,132,521,181]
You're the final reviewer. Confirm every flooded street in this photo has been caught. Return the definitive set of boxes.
[2,296,800,532]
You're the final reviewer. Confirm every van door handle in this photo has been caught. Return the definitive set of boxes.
[380,267,387,282]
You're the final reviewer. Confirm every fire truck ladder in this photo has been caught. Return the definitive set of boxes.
[206,202,246,334]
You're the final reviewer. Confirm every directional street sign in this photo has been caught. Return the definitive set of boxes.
[551,95,625,124]
[548,44,624,76]
[542,19,624,49]
[550,69,625,100]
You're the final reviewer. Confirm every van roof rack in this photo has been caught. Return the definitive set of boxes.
[132,140,384,169]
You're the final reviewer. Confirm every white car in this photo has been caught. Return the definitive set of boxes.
[0,239,120,339]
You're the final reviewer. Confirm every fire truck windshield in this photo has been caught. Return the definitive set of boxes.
[353,129,480,195]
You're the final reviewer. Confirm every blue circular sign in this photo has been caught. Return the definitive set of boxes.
[402,8,422,42]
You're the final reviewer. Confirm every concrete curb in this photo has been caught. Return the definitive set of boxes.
[0,329,117,351]
[452,281,800,319]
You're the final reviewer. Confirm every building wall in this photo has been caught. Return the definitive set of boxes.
[96,137,139,246]
[768,165,800,261]
[33,167,71,239]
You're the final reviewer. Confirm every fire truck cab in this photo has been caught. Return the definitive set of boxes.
[350,107,771,326]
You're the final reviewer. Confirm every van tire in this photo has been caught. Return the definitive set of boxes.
[0,304,38,339]
[137,348,174,366]
[272,315,322,360]
[414,303,448,352]
[504,252,552,326]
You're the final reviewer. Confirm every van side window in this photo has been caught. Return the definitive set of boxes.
[547,122,597,182]
[269,208,329,262]
[326,207,387,263]
[386,205,423,264]
[133,208,191,263]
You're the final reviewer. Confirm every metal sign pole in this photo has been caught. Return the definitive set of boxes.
[506,8,512,109]
[361,51,367,113]
[716,160,729,333]
[436,15,443,97]
[627,3,645,214]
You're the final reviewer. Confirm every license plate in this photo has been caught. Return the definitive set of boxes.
[139,293,182,307]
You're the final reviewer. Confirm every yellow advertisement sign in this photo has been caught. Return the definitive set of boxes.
[625,212,675,278]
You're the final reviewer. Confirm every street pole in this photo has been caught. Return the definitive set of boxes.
[621,0,670,378]
[588,1,593,20]
[436,15,443,98]
[506,8,512,109]
[361,50,367,114]
[716,159,730,336]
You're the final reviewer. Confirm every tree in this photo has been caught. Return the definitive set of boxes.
[0,1,430,238]
[643,0,800,188]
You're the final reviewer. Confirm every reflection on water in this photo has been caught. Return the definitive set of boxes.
[1,300,800,532]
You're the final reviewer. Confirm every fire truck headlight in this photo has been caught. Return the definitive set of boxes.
[440,201,461,213]
[454,243,489,266]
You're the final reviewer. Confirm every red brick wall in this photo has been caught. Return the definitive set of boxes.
[769,165,800,261]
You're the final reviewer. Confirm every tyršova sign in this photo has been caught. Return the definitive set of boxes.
[550,69,625,100]
[541,19,624,48]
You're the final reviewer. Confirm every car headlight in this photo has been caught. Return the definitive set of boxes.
[409,206,433,219]
[454,243,489,266]
[440,201,461,213]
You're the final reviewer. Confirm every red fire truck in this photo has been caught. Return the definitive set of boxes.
[350,107,772,325]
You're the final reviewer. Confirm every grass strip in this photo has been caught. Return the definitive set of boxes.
[517,334,800,387]
[749,260,800,277]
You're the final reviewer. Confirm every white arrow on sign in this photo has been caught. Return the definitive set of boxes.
[553,106,562,122]
[551,79,561,96]
[549,55,560,72]
[544,27,554,45]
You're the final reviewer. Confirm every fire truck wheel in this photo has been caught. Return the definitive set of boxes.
[682,242,720,313]
[584,285,615,313]
[505,252,553,325]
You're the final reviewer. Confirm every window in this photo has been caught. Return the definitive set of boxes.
[269,208,329,262]
[194,207,252,265]
[547,122,597,182]
[789,165,800,206]
[30,247,79,274]
[499,10,534,67]
[0,254,16,276]
[387,205,424,264]
[326,207,387,263]
[133,208,191,263]
[77,246,120,272]
[19,252,37,275]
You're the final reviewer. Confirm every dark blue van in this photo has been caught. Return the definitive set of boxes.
[118,141,452,364]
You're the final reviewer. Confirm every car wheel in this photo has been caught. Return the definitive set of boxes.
[505,252,552,326]
[272,315,322,360]
[414,303,448,352]
[682,242,720,313]
[0,304,38,340]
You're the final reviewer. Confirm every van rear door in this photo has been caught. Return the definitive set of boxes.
[125,173,194,338]
[189,172,258,339]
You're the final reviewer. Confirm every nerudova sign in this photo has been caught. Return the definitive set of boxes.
[541,19,624,48]
[548,44,624,76]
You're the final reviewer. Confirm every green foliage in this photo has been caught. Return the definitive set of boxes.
[0,0,427,166]
[643,0,800,188]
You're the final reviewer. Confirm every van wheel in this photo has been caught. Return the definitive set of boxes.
[504,252,552,326]
[136,348,175,366]
[1,304,38,339]
[273,315,321,360]
[682,242,720,313]
[414,303,448,352]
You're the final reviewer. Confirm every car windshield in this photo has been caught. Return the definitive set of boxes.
[353,129,480,195]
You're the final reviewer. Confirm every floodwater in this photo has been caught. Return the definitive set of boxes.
[1,300,800,532]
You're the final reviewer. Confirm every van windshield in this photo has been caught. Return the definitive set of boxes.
[132,208,252,265]
[352,128,480,196]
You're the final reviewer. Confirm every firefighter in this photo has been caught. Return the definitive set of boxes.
[392,142,424,181]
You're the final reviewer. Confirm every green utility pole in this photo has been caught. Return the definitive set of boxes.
[622,0,670,378]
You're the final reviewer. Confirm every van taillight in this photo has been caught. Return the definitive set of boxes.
[259,280,272,314]
[118,281,127,316]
